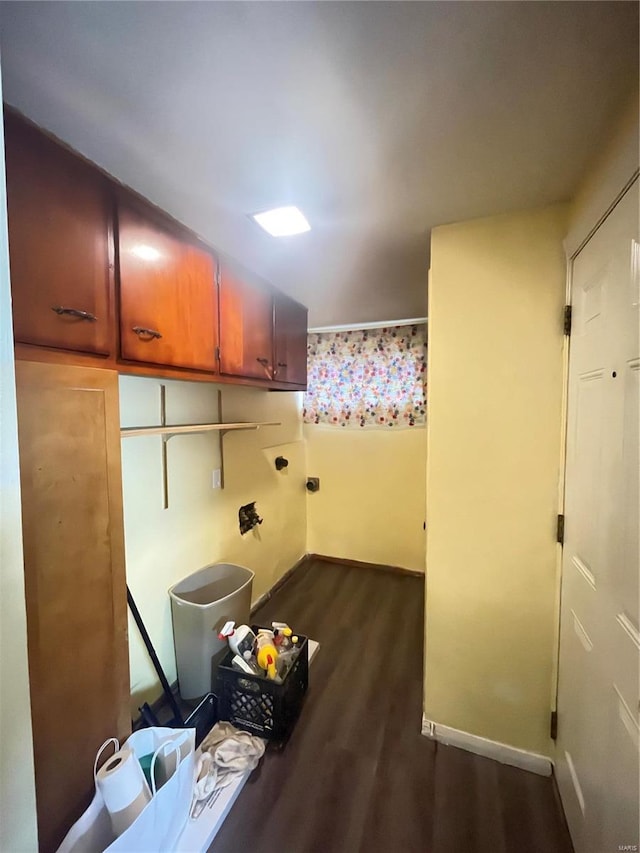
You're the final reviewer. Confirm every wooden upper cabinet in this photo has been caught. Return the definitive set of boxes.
[117,202,218,372]
[3,112,309,387]
[273,293,308,386]
[218,265,274,380]
[4,111,113,356]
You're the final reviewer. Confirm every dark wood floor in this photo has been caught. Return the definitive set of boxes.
[210,559,574,853]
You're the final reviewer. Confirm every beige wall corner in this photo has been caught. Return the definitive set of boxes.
[424,203,568,757]
[305,425,427,572]
[566,88,640,257]
[0,64,39,851]
[121,378,307,711]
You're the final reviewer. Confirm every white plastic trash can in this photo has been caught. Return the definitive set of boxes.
[169,563,254,700]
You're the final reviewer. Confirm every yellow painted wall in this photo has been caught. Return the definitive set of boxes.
[566,89,639,257]
[305,425,426,571]
[424,204,568,756]
[120,376,306,711]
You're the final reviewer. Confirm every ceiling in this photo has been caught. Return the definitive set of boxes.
[0,2,637,327]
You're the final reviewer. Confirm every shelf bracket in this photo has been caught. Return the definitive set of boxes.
[120,385,277,507]
[159,385,225,506]
[217,389,227,489]
[160,385,169,509]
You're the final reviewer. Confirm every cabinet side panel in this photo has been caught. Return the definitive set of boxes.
[15,361,130,852]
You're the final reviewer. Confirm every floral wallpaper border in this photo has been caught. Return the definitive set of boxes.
[303,323,427,428]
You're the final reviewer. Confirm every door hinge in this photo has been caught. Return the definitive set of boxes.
[556,514,565,545]
[550,710,558,740]
[563,305,572,336]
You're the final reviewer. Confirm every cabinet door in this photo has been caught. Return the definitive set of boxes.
[4,112,112,355]
[273,293,308,386]
[118,203,218,371]
[218,266,274,379]
[15,362,130,853]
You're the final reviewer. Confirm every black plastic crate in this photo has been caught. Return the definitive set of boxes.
[216,627,308,742]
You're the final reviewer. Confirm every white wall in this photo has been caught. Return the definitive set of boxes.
[0,59,39,852]
[120,376,307,710]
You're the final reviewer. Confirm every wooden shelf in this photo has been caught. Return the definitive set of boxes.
[120,421,281,438]
[119,386,280,506]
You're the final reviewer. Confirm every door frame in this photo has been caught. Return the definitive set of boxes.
[551,168,640,737]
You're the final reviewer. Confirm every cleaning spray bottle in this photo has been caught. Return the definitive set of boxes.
[255,630,279,680]
[218,622,256,658]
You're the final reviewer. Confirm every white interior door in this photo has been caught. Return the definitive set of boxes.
[556,179,639,853]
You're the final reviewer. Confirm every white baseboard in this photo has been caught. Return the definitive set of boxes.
[421,713,552,777]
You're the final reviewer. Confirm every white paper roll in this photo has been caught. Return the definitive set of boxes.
[109,785,153,838]
[96,746,151,837]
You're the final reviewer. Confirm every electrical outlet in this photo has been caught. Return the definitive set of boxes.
[212,468,222,489]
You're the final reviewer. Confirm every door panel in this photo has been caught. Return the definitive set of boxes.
[15,362,130,852]
[571,371,606,584]
[602,685,639,850]
[118,203,218,371]
[218,266,273,380]
[617,361,639,627]
[273,293,308,386]
[557,180,639,853]
[557,611,601,851]
[4,112,112,356]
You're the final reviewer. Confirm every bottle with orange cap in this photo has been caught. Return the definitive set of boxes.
[255,629,279,680]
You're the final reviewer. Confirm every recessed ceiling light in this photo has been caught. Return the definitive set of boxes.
[251,206,311,237]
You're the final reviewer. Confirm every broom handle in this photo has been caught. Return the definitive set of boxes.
[127,586,183,725]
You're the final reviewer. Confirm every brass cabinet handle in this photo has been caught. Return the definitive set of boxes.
[133,326,162,339]
[256,357,269,365]
[52,306,97,321]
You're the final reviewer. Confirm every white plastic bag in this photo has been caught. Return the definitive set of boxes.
[58,727,196,853]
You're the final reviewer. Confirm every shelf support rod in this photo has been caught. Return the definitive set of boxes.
[160,384,170,509]
[218,389,226,490]
[129,385,267,505]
